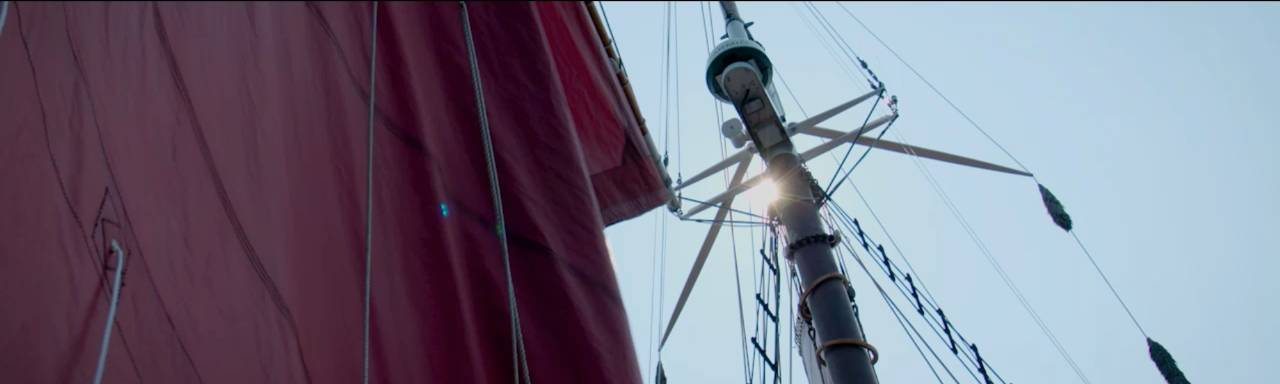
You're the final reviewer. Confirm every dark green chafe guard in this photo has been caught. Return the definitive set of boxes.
[1038,183,1072,231]
[1039,184,1191,383]
[1148,338,1191,384]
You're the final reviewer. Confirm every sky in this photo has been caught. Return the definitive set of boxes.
[599,2,1280,383]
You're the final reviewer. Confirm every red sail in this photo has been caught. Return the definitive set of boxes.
[0,2,663,383]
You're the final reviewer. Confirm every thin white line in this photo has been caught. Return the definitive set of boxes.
[92,240,127,384]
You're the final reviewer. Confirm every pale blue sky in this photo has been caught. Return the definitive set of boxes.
[601,2,1279,383]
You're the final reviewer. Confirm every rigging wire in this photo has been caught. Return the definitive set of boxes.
[824,205,974,381]
[834,240,957,384]
[796,4,1088,382]
[801,2,879,91]
[645,212,661,383]
[792,5,864,95]
[849,183,942,308]
[784,2,887,181]
[790,3,862,93]
[832,240,955,384]
[793,1,898,200]
[639,4,668,380]
[683,218,774,227]
[660,2,672,168]
[827,200,1001,384]
[460,3,532,382]
[362,3,378,383]
[901,124,1086,383]
[699,2,755,380]
[773,70,809,118]
[824,113,896,198]
[674,1,683,184]
[772,11,891,381]
[652,6,677,384]
[822,93,883,195]
[848,180,1032,384]
[828,205,981,383]
[846,183,1006,382]
[597,2,627,77]
[679,196,769,221]
[782,5,994,381]
[833,3,1032,175]
[824,112,898,200]
[838,5,1176,381]
[788,263,795,384]
[657,213,670,384]
[872,121,1090,382]
[1071,231,1148,338]
[820,201,971,383]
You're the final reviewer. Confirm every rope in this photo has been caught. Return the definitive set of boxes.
[361,3,378,384]
[92,240,127,384]
[1071,231,1148,338]
[816,338,878,365]
[459,3,531,382]
[834,3,1032,175]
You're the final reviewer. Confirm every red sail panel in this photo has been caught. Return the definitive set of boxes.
[537,2,670,224]
[0,2,659,383]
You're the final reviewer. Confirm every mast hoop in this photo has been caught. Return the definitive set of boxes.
[817,338,879,365]
[797,271,848,321]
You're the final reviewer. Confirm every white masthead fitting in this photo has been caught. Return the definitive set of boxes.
[721,118,749,148]
[704,4,772,103]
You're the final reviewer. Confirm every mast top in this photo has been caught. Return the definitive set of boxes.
[706,1,772,103]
